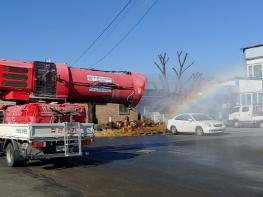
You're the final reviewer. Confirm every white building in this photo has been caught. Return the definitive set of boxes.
[239,44,263,105]
[208,45,263,120]
[218,78,262,106]
[242,44,263,78]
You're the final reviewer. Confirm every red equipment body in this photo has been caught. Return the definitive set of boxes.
[4,103,86,124]
[0,59,145,108]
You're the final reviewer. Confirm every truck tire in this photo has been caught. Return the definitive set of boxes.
[5,143,25,167]
[195,127,204,136]
[6,143,16,167]
[233,120,240,128]
[258,122,263,128]
[0,142,4,156]
[170,126,177,135]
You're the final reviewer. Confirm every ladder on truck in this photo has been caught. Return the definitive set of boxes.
[64,122,82,157]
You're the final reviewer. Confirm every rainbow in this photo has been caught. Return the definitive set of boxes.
[168,80,227,116]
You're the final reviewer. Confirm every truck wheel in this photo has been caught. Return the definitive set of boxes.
[0,143,4,156]
[258,122,263,128]
[5,143,25,167]
[196,127,204,136]
[6,143,16,167]
[233,120,240,128]
[170,126,177,135]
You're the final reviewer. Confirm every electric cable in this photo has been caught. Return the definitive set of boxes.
[71,0,132,65]
[85,0,138,65]
[92,0,158,67]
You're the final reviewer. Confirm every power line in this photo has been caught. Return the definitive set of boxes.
[84,0,138,62]
[92,0,158,67]
[71,0,132,65]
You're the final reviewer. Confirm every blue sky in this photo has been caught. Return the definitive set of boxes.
[1,0,263,78]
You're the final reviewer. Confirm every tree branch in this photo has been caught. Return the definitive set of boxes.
[172,67,179,78]
[181,53,188,67]
[182,61,194,74]
[177,51,182,67]
[154,62,164,76]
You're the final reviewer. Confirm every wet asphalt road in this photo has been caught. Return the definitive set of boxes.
[1,128,263,197]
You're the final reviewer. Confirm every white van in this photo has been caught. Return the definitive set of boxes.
[228,105,263,128]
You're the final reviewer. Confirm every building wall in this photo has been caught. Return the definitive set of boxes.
[243,45,263,105]
[236,78,263,106]
[238,79,262,92]
[246,58,263,78]
[244,46,263,60]
[244,46,263,78]
[95,103,139,124]
[239,92,263,105]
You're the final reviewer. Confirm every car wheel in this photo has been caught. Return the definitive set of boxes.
[170,126,177,135]
[195,127,204,136]
[233,120,240,128]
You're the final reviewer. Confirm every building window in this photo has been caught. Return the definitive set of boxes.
[242,93,253,105]
[258,93,263,105]
[253,93,257,104]
[247,94,252,105]
[236,96,240,105]
[248,65,253,77]
[253,64,262,78]
[241,94,246,105]
[118,104,130,115]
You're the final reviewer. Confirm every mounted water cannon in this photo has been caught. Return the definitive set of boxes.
[0,59,146,108]
[67,68,145,108]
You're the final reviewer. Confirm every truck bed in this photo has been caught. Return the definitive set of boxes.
[0,122,94,141]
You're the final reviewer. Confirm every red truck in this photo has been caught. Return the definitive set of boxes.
[0,59,145,167]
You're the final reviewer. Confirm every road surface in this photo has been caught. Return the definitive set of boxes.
[1,128,263,197]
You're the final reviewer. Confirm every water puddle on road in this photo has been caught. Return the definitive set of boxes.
[167,150,192,155]
[136,149,156,154]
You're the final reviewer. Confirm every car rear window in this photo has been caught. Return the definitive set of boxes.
[175,114,191,120]
[192,114,212,121]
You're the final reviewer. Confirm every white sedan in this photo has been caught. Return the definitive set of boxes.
[167,113,225,135]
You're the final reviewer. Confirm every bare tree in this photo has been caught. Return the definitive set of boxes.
[172,51,194,94]
[154,53,170,93]
[189,72,203,81]
[185,72,204,92]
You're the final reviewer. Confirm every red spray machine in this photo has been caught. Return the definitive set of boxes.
[0,59,145,108]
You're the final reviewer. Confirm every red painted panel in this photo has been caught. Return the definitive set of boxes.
[56,63,69,100]
[4,103,86,124]
[0,59,33,92]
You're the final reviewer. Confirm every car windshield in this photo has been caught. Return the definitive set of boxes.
[192,114,212,121]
